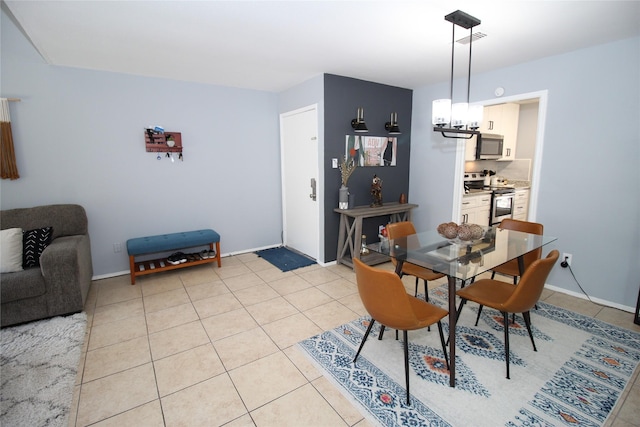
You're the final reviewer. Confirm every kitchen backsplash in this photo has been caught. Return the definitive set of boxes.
[465,158,531,181]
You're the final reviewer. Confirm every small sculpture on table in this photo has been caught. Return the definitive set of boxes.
[370,174,383,207]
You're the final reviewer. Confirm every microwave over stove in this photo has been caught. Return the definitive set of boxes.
[475,133,504,160]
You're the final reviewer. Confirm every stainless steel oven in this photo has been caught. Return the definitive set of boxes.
[491,188,515,225]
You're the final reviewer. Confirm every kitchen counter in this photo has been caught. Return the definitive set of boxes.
[464,189,492,196]
[509,180,531,189]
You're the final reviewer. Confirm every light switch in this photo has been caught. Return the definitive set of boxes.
[332,158,338,168]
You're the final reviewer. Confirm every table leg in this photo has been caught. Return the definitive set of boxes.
[447,275,456,387]
[353,217,363,261]
[336,213,346,262]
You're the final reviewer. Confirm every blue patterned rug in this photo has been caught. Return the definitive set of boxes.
[298,286,640,426]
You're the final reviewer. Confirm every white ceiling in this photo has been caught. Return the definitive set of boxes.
[4,1,640,92]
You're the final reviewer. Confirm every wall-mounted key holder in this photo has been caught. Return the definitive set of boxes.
[145,129,182,153]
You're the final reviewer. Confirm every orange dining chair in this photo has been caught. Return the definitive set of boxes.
[491,218,544,284]
[482,218,544,325]
[352,258,449,405]
[386,222,445,302]
[455,250,559,379]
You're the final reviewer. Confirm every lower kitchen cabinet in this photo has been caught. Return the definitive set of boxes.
[513,189,530,220]
[461,193,491,226]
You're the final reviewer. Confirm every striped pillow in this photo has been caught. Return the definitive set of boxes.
[23,227,53,268]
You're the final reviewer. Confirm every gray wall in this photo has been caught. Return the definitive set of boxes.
[1,8,283,276]
[410,36,640,310]
[323,74,413,262]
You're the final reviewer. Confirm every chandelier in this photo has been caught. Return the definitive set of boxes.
[432,10,483,139]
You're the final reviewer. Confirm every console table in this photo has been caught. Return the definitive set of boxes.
[334,202,418,268]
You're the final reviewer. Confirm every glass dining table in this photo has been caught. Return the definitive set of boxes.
[367,225,557,387]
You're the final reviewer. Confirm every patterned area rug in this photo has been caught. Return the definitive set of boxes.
[1,313,87,427]
[298,286,640,426]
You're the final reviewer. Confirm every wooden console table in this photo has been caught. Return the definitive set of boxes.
[334,202,418,268]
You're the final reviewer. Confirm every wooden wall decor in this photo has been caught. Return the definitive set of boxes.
[145,130,182,153]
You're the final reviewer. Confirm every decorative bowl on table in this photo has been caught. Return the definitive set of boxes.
[437,222,485,245]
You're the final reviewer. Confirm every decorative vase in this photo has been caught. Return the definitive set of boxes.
[339,185,349,209]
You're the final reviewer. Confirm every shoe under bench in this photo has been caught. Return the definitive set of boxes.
[126,229,221,285]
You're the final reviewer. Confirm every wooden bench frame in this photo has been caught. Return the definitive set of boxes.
[128,241,221,285]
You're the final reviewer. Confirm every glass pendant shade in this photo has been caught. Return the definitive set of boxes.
[467,104,483,129]
[432,99,451,126]
[451,103,468,128]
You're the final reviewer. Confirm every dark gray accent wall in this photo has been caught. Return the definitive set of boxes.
[323,74,413,262]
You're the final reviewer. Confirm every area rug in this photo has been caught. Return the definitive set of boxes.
[1,312,87,427]
[255,246,316,272]
[298,286,640,427]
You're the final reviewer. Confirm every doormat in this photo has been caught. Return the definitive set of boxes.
[255,246,316,272]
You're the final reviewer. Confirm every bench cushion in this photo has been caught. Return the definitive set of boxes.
[127,229,219,256]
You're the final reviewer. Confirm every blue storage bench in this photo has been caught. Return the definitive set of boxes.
[127,229,221,284]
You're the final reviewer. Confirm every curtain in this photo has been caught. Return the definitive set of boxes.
[1,98,20,180]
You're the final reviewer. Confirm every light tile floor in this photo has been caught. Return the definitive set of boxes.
[69,253,640,426]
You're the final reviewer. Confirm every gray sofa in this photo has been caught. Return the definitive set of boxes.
[1,204,93,327]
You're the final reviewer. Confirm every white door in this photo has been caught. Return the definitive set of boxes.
[280,105,319,260]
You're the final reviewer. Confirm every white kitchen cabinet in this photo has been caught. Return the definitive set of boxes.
[479,105,501,134]
[498,103,520,161]
[464,135,478,161]
[461,193,491,226]
[512,189,530,220]
[478,103,520,161]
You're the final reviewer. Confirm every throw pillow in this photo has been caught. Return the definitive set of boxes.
[1,228,24,273]
[23,226,53,268]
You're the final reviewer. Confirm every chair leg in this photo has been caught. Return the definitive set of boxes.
[474,305,484,326]
[354,319,375,363]
[461,276,475,290]
[455,298,466,323]
[423,279,430,302]
[491,271,496,280]
[436,321,449,370]
[503,312,510,379]
[403,330,410,405]
[378,325,385,340]
[414,277,419,297]
[423,279,431,331]
[522,311,537,351]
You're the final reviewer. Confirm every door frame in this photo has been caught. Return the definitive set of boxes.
[453,90,548,222]
[279,103,323,262]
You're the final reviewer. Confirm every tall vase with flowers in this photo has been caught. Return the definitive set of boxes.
[339,155,357,209]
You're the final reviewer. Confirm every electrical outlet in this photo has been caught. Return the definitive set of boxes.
[561,252,572,267]
[332,158,338,168]
[113,243,122,253]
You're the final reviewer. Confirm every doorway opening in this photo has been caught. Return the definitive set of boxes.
[453,90,548,223]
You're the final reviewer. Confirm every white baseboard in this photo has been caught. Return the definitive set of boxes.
[544,283,636,313]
